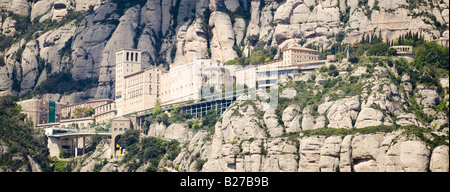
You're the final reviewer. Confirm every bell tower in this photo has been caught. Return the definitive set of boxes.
[115,49,142,116]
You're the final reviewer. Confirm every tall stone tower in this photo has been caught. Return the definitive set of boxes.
[115,49,142,116]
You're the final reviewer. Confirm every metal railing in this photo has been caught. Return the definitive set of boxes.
[50,129,111,136]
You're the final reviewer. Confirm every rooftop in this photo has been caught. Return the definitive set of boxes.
[113,116,130,121]
[285,46,320,52]
[116,48,142,52]
[61,99,114,108]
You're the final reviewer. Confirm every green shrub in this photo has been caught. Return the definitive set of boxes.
[349,76,359,84]
[156,113,170,127]
[388,48,397,56]
[53,161,68,172]
[247,35,259,46]
[122,129,140,146]
[348,56,359,64]
[121,136,180,172]
[195,159,207,171]
[34,72,98,95]
[367,42,388,56]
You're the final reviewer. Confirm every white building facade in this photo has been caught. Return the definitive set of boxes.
[115,46,328,116]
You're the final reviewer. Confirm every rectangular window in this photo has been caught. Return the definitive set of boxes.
[126,52,129,61]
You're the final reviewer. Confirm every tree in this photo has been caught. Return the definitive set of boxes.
[388,48,397,56]
[348,55,359,64]
[414,41,449,70]
[156,113,170,127]
[143,121,149,135]
[361,34,366,44]
[367,42,388,56]
[202,110,217,127]
[152,106,162,117]
[170,106,189,124]
[247,35,259,46]
[122,129,140,146]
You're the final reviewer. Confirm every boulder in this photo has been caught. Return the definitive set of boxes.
[219,101,267,142]
[233,18,246,46]
[339,135,353,172]
[273,0,298,24]
[19,40,39,94]
[173,18,209,65]
[75,0,103,12]
[224,0,240,12]
[258,1,277,42]
[165,123,191,141]
[354,107,385,128]
[263,109,284,137]
[395,113,422,127]
[1,17,18,36]
[302,115,316,131]
[299,136,325,172]
[383,140,430,172]
[2,0,30,16]
[351,133,384,172]
[147,122,166,137]
[326,96,360,129]
[52,1,70,21]
[209,11,238,64]
[417,85,440,107]
[245,0,261,38]
[290,3,310,24]
[280,88,297,99]
[319,136,342,172]
[313,116,326,129]
[430,145,449,172]
[399,141,430,172]
[282,105,301,133]
[351,67,367,76]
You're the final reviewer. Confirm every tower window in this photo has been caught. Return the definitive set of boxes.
[135,52,138,61]
[126,52,129,61]
[131,52,134,61]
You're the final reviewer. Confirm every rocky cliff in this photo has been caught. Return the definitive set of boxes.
[1,0,449,103]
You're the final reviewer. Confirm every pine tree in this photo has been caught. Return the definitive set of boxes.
[413,32,419,43]
[370,33,375,44]
[378,30,383,43]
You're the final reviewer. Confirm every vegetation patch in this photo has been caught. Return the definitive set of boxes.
[0,96,52,172]
[33,71,98,95]
[299,125,448,150]
[120,129,181,172]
